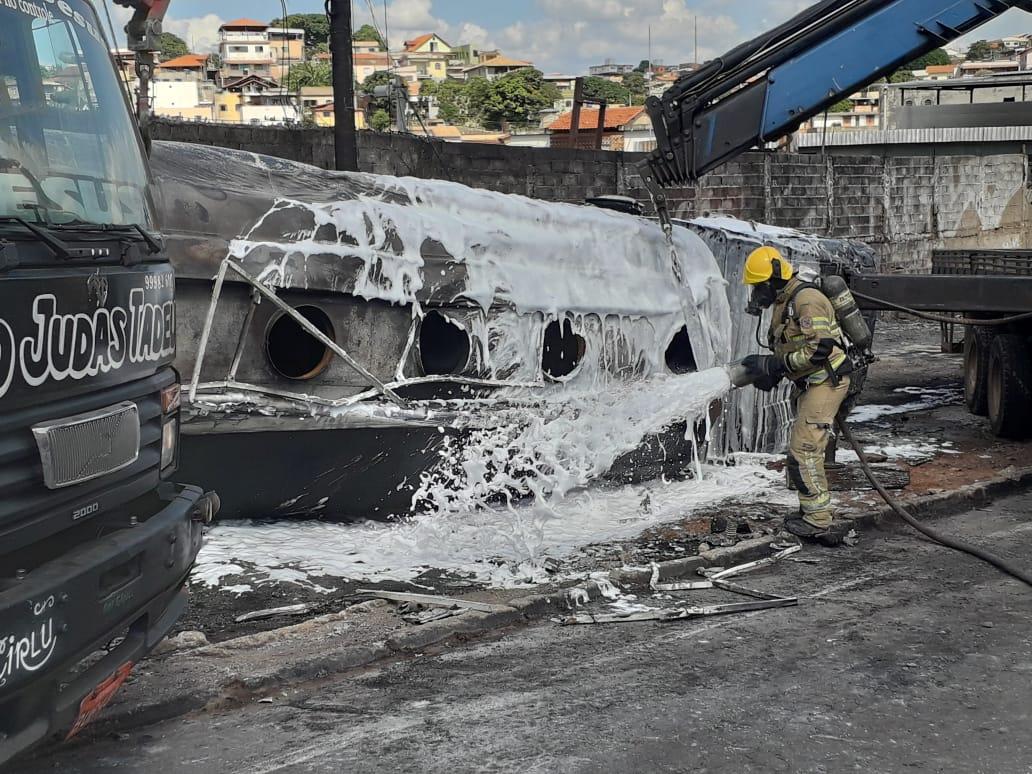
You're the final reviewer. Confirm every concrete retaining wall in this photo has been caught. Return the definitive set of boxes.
[151,121,1032,272]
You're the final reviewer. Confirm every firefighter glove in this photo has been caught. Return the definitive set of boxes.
[741,354,786,391]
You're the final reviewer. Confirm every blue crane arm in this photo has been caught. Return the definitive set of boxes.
[644,0,1032,189]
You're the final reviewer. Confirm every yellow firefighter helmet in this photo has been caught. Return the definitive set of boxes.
[743,246,793,285]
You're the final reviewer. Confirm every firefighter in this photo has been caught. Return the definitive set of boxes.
[739,246,852,545]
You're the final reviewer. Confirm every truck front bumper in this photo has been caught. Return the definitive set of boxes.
[0,484,217,766]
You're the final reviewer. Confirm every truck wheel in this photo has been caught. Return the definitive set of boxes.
[987,334,1032,440]
[963,325,992,416]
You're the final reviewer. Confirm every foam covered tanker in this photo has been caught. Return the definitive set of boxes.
[152,141,877,520]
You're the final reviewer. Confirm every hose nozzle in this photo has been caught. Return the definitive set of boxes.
[727,361,756,389]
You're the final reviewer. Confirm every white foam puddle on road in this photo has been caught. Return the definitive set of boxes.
[837,438,960,464]
[192,459,788,590]
[849,386,963,424]
[192,369,796,591]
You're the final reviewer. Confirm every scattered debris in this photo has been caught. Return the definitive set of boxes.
[701,545,801,580]
[402,608,464,625]
[152,630,210,657]
[356,589,514,614]
[566,545,800,625]
[559,598,798,625]
[654,579,714,592]
[234,603,314,623]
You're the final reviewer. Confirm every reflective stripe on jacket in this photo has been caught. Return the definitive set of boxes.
[769,278,847,385]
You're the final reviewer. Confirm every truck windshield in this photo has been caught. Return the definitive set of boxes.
[0,1,152,227]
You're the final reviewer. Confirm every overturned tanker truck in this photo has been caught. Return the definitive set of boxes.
[152,141,877,520]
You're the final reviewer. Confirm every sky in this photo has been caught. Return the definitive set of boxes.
[103,0,1028,74]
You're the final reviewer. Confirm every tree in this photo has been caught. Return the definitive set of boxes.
[475,69,560,129]
[887,48,951,81]
[580,75,631,106]
[286,61,332,91]
[353,24,385,50]
[622,71,647,104]
[966,39,994,61]
[635,59,651,73]
[910,48,952,69]
[370,109,392,131]
[828,98,854,113]
[463,76,494,124]
[270,14,330,53]
[362,70,394,113]
[433,79,472,124]
[361,70,393,96]
[158,32,188,60]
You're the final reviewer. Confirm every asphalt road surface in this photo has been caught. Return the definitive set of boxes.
[22,494,1032,774]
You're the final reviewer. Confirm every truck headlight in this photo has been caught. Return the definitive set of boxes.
[161,417,179,471]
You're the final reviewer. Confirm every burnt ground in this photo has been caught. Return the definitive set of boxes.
[170,319,1031,644]
[25,492,1032,774]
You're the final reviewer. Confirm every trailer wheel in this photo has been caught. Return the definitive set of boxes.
[987,334,1032,440]
[963,325,992,416]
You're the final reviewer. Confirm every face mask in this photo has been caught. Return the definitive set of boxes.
[746,282,776,317]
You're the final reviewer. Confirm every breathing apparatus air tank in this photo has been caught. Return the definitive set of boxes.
[820,274,872,352]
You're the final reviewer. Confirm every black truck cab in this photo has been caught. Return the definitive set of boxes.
[0,1,215,763]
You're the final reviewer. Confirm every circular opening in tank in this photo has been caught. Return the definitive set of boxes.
[542,319,586,380]
[665,326,698,374]
[419,311,472,376]
[265,305,335,380]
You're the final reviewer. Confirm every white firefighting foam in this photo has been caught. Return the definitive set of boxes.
[226,173,732,384]
[191,369,796,590]
[183,160,811,591]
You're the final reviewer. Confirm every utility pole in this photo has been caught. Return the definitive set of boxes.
[328,0,358,171]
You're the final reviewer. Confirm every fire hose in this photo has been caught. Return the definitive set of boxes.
[850,290,1032,327]
[835,417,1032,589]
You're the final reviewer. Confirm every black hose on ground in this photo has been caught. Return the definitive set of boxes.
[851,290,1032,327]
[836,418,1032,589]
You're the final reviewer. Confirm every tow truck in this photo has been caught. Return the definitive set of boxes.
[0,0,215,764]
[644,0,1032,439]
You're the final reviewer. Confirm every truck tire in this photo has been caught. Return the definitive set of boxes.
[987,334,1032,440]
[963,325,992,416]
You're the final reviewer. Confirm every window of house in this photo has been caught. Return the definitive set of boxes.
[256,46,264,52]
[219,104,227,112]
[1003,96,1016,103]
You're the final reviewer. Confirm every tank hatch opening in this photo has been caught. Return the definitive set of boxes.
[666,326,698,374]
[419,311,473,376]
[265,305,335,380]
[542,319,586,380]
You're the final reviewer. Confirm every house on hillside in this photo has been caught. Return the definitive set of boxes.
[268,26,306,82]
[354,51,391,83]
[216,74,300,125]
[547,106,655,151]
[152,53,217,122]
[917,64,959,81]
[155,53,214,82]
[218,18,275,82]
[462,55,533,80]
[353,39,381,55]
[395,33,452,81]
[309,102,367,130]
[299,85,334,113]
[956,59,1019,77]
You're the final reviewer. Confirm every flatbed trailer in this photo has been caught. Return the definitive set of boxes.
[851,249,1032,440]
